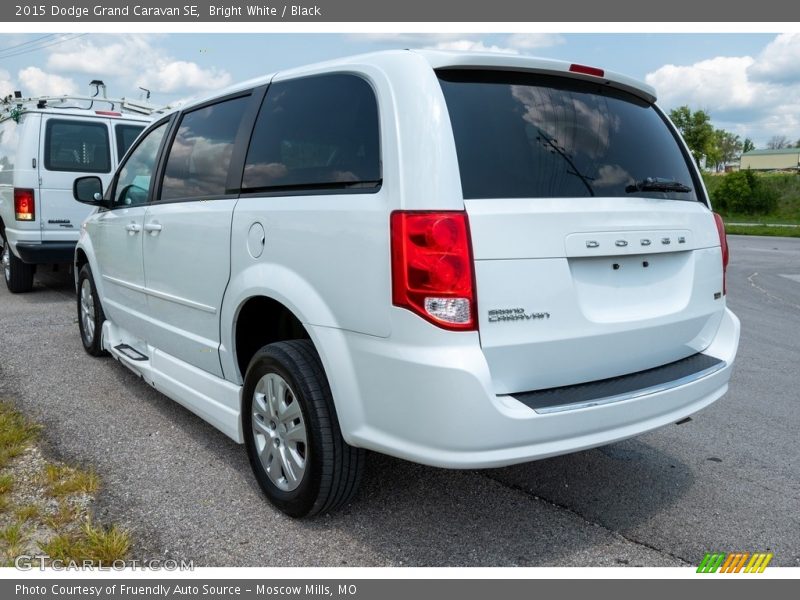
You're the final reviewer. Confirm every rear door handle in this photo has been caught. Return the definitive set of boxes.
[143,222,162,235]
[125,223,141,235]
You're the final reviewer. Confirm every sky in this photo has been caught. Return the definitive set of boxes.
[1,32,799,149]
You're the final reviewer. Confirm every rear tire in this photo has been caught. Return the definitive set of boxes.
[77,264,107,357]
[243,340,364,518]
[2,238,35,293]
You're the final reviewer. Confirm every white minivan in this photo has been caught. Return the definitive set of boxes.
[72,51,739,517]
[0,91,151,292]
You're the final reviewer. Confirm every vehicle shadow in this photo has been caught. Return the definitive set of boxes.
[312,444,694,566]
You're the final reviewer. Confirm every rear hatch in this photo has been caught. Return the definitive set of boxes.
[438,69,725,394]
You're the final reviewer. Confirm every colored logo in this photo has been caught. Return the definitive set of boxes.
[697,552,773,573]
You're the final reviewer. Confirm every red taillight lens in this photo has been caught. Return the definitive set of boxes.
[14,188,35,221]
[95,110,121,117]
[713,212,729,295]
[569,63,605,78]
[391,211,477,330]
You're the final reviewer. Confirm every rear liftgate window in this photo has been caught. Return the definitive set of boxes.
[437,70,699,202]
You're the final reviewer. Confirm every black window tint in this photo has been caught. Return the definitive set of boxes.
[242,74,380,191]
[160,96,250,200]
[438,71,699,202]
[44,119,110,173]
[115,124,145,160]
[113,122,168,208]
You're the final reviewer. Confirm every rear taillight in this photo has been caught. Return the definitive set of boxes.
[14,188,35,221]
[390,211,477,331]
[713,212,729,295]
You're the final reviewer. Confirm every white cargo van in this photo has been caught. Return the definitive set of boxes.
[0,89,152,292]
[71,51,739,517]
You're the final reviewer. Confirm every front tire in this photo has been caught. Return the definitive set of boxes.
[2,238,35,293]
[243,340,364,518]
[77,264,107,357]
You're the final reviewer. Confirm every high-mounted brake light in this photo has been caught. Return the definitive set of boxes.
[713,213,729,295]
[391,211,477,331]
[569,64,605,78]
[95,110,121,117]
[14,188,35,221]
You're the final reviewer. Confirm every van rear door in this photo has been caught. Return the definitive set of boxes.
[438,70,726,394]
[37,115,116,241]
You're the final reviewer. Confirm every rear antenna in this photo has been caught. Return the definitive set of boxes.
[89,79,106,98]
[138,87,151,100]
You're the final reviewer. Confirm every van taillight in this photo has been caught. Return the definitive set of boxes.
[14,188,35,221]
[713,212,729,295]
[391,211,477,331]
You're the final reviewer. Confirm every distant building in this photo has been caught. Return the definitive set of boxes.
[739,148,800,171]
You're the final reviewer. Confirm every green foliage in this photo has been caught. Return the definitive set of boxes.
[742,138,756,153]
[669,106,716,167]
[710,170,779,215]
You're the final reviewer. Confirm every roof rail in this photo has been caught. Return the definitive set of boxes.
[0,93,168,124]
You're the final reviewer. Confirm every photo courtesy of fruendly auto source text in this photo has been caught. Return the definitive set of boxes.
[0,0,798,597]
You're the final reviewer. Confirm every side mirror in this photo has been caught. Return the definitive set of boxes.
[73,176,105,205]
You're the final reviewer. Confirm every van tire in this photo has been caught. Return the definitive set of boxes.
[2,239,35,294]
[243,340,364,518]
[77,264,107,357]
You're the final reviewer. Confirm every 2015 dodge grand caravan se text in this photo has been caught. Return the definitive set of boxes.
[71,50,740,518]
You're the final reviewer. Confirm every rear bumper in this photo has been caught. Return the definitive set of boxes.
[314,307,740,469]
[14,241,76,265]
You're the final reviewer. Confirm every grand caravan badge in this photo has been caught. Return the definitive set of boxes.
[488,308,550,323]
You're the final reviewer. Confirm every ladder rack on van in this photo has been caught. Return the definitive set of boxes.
[1,93,165,124]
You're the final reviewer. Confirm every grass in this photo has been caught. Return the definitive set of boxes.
[0,399,130,566]
[39,521,130,566]
[0,402,40,469]
[726,224,800,238]
[44,464,100,497]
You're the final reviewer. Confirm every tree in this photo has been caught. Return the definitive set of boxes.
[766,135,790,149]
[795,139,800,148]
[669,106,716,168]
[714,129,743,168]
[742,138,756,153]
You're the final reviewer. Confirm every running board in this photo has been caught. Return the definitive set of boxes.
[511,353,726,414]
[114,343,148,361]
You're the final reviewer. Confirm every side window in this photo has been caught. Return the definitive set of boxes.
[113,121,168,208]
[44,119,110,173]
[115,124,145,160]
[242,74,381,192]
[160,95,250,200]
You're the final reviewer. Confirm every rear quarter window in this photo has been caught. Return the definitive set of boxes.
[44,119,110,173]
[242,74,381,193]
[438,70,699,202]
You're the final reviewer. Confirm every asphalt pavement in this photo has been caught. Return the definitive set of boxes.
[0,235,798,567]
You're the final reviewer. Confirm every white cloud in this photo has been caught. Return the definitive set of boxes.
[17,67,77,97]
[748,33,800,83]
[646,56,756,111]
[426,40,518,55]
[506,33,565,50]
[644,34,800,146]
[139,59,231,94]
[45,35,232,96]
[0,69,14,98]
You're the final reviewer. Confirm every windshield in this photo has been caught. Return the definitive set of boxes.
[438,70,699,202]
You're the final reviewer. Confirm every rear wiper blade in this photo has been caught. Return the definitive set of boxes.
[625,177,692,194]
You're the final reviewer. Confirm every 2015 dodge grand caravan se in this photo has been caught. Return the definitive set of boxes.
[71,50,740,517]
